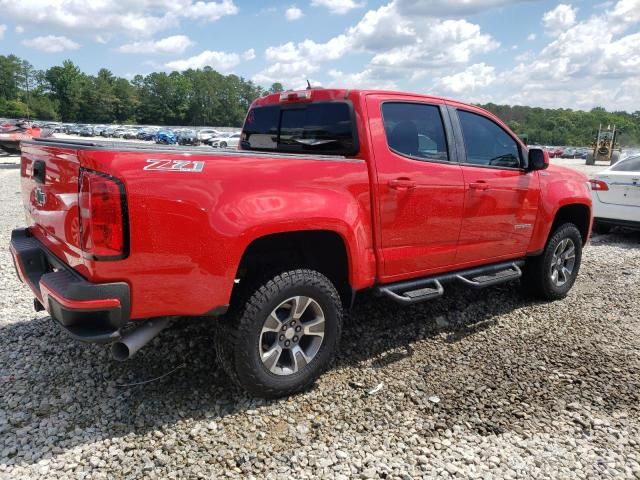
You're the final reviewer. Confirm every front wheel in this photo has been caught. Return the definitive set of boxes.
[219,141,227,148]
[521,223,583,300]
[215,269,343,398]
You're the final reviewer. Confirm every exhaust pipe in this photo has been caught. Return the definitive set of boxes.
[111,317,170,361]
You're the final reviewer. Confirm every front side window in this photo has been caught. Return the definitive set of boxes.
[457,110,521,168]
[241,101,357,155]
[381,102,449,162]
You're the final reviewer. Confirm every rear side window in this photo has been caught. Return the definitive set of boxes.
[610,156,640,172]
[241,102,358,155]
[381,102,449,162]
[457,110,521,168]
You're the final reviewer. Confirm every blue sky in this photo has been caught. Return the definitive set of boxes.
[1,0,639,111]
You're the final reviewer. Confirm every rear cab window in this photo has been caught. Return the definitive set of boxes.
[381,102,449,162]
[241,101,358,156]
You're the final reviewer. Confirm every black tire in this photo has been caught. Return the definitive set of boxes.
[521,223,583,300]
[593,221,611,235]
[610,152,621,165]
[215,269,343,398]
[220,141,227,148]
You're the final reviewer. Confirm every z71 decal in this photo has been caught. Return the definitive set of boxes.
[144,159,204,172]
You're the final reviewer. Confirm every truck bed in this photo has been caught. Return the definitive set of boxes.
[27,137,352,161]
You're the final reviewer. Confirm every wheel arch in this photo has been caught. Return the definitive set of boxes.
[550,203,592,245]
[232,230,355,308]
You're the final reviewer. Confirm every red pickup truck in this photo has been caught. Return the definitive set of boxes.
[10,88,592,397]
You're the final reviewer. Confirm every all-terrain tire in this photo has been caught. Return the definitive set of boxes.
[215,269,343,398]
[610,151,621,165]
[521,223,583,300]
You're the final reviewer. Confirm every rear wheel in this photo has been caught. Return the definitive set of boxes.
[215,269,342,398]
[220,141,227,148]
[521,223,583,300]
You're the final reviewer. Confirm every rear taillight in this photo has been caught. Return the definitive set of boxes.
[79,169,127,259]
[589,179,609,191]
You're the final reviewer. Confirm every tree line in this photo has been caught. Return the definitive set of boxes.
[1,54,639,145]
[0,55,283,127]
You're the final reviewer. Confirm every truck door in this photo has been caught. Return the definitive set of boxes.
[366,95,465,282]
[448,106,539,264]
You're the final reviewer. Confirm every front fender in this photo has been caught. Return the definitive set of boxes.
[528,167,592,253]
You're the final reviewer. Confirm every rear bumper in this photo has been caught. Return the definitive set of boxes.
[9,228,130,343]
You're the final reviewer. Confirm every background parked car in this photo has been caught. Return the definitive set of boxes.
[197,128,222,143]
[590,154,640,233]
[112,127,128,138]
[155,130,177,145]
[546,147,564,158]
[177,129,200,146]
[209,132,241,149]
[123,128,140,139]
[79,125,94,137]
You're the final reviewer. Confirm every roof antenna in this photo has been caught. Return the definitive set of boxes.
[306,79,312,90]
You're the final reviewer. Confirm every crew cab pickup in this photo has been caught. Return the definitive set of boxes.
[10,89,592,397]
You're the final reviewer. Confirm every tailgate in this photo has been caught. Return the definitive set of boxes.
[20,142,84,268]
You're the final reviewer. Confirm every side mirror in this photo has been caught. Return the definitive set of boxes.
[528,148,549,171]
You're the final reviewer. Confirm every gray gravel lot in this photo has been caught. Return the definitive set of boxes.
[0,153,639,479]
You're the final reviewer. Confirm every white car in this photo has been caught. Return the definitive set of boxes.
[197,129,222,142]
[210,133,241,149]
[590,154,640,233]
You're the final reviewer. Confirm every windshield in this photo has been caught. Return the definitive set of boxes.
[241,101,358,155]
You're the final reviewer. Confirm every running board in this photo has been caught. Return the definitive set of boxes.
[456,263,522,288]
[376,260,525,305]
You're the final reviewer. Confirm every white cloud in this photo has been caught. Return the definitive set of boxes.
[15,25,24,34]
[22,35,81,52]
[433,63,496,94]
[264,2,498,76]
[370,19,498,69]
[179,0,238,21]
[116,35,194,54]
[461,0,640,110]
[311,0,364,14]
[242,48,256,60]
[527,33,536,41]
[285,5,303,20]
[0,24,5,39]
[543,4,577,35]
[0,0,238,38]
[253,60,319,87]
[166,48,254,72]
[327,68,398,89]
[395,0,531,17]
[266,36,350,63]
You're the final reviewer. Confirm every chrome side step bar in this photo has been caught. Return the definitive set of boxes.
[376,260,525,305]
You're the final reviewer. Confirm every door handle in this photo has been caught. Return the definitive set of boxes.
[389,178,416,190]
[469,181,489,190]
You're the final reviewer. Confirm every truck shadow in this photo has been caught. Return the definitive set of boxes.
[0,279,636,467]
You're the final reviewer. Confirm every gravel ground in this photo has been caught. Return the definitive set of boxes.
[1,153,639,479]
